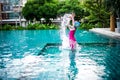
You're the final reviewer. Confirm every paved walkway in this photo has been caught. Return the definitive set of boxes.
[90,28,120,40]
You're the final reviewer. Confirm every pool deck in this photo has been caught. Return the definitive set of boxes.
[90,28,120,40]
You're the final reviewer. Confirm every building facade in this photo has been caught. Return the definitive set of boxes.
[0,0,27,26]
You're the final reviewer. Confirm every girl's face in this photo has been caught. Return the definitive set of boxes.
[72,13,75,17]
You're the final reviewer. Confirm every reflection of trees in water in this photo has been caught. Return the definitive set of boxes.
[68,50,78,80]
[105,41,120,80]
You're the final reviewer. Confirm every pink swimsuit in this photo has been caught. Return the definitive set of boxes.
[69,29,76,49]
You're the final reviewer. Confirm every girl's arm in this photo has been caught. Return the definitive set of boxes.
[71,16,75,27]
[67,15,75,30]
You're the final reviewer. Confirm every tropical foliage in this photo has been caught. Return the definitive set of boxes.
[22,0,58,24]
[57,0,84,21]
[81,0,109,28]
[104,0,120,31]
[19,0,120,30]
[0,24,59,30]
[104,0,120,18]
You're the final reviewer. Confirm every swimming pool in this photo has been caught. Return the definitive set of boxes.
[0,30,120,80]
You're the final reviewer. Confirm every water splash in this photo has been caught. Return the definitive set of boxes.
[60,14,81,50]
[60,14,72,49]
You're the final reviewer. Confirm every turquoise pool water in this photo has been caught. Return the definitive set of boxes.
[0,30,120,80]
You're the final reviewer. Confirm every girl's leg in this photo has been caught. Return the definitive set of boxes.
[69,39,76,50]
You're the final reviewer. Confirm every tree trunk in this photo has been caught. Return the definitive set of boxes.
[110,14,115,32]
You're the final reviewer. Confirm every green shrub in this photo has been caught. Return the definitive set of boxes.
[0,24,15,30]
[26,23,36,30]
[0,23,59,30]
[78,23,95,30]
[16,26,26,30]
[95,22,103,28]
[49,24,59,29]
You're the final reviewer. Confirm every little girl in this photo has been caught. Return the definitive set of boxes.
[67,13,76,50]
[62,12,80,50]
[64,13,78,50]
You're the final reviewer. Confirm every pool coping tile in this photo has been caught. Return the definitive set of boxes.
[90,28,120,40]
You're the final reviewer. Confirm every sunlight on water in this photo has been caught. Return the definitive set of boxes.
[0,55,43,78]
[0,46,107,80]
[75,56,106,80]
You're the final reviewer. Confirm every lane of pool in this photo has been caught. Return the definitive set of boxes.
[0,30,120,80]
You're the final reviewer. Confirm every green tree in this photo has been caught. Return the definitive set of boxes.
[104,0,120,31]
[57,0,84,21]
[82,0,109,28]
[22,0,58,24]
[41,3,58,24]
[22,1,36,21]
